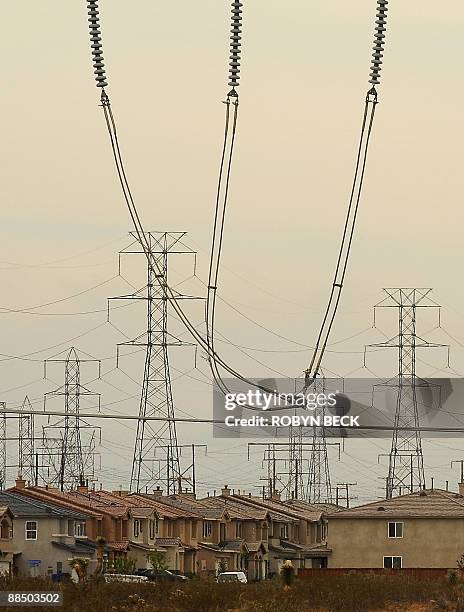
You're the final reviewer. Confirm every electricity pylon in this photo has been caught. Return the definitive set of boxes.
[110,231,199,494]
[18,396,35,484]
[370,288,444,498]
[41,347,101,491]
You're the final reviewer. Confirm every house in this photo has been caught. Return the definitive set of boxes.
[0,490,95,578]
[0,506,15,576]
[9,483,156,569]
[326,486,464,569]
[230,492,337,572]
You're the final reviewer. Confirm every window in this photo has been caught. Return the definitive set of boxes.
[75,521,86,537]
[56,562,63,574]
[0,519,9,539]
[134,519,142,538]
[67,520,74,536]
[279,524,289,540]
[235,521,242,538]
[202,521,212,539]
[191,520,197,539]
[167,521,174,537]
[383,556,402,569]
[220,523,226,542]
[149,519,158,540]
[25,521,37,540]
[388,522,403,538]
[97,520,102,537]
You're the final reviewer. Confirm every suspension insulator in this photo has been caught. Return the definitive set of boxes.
[87,0,108,88]
[368,0,388,86]
[228,1,242,91]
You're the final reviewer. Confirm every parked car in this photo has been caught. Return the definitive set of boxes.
[135,569,188,582]
[104,573,149,584]
[217,571,248,584]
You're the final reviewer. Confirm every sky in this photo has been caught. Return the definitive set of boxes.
[1,1,464,502]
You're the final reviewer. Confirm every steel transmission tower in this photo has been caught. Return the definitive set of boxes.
[370,288,443,498]
[18,396,35,484]
[306,377,333,503]
[0,403,6,490]
[110,231,198,494]
[41,347,101,491]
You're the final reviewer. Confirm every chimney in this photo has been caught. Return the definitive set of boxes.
[153,486,163,497]
[111,489,129,497]
[15,477,26,490]
[459,482,464,497]
[77,483,88,494]
[271,491,281,502]
[222,485,231,497]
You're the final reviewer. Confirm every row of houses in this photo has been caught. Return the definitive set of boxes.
[1,478,464,578]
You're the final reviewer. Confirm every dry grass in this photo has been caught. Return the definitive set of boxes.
[0,573,462,612]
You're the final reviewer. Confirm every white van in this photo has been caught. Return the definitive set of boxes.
[217,571,247,584]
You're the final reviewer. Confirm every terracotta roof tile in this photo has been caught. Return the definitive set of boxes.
[328,489,464,519]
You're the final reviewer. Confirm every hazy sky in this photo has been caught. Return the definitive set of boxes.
[1,1,464,501]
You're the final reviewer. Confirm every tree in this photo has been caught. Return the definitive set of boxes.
[280,560,295,589]
[147,551,168,572]
[113,556,136,575]
[69,558,89,583]
[217,558,228,575]
[93,536,106,577]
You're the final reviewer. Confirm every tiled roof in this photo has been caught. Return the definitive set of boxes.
[8,487,104,519]
[227,495,301,523]
[199,497,270,521]
[0,490,88,520]
[136,494,214,519]
[154,537,183,547]
[327,489,464,519]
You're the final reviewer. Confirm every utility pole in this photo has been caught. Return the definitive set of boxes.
[41,347,101,491]
[335,482,357,508]
[370,288,444,498]
[18,396,35,485]
[110,231,199,494]
[451,460,464,486]
[249,440,340,501]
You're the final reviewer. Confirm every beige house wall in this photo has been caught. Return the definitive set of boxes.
[328,517,464,568]
[12,517,96,577]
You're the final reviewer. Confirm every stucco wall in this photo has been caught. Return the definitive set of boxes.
[327,517,464,568]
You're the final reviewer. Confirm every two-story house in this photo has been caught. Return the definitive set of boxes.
[0,506,15,576]
[326,486,464,569]
[0,490,96,578]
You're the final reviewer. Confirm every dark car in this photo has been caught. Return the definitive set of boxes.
[135,569,188,582]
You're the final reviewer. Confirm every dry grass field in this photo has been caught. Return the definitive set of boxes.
[0,573,463,611]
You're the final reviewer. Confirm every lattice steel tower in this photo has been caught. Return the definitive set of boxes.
[111,232,197,494]
[307,378,333,503]
[41,348,101,491]
[18,396,35,485]
[371,288,442,498]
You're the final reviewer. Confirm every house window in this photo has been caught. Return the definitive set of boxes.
[97,520,103,537]
[167,521,174,537]
[388,522,403,538]
[202,521,212,539]
[67,520,74,536]
[0,519,9,539]
[134,519,142,538]
[191,521,197,539]
[149,519,158,540]
[279,524,289,540]
[25,521,38,540]
[75,521,86,537]
[383,556,402,569]
[235,521,242,538]
[56,562,63,574]
[220,523,226,542]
